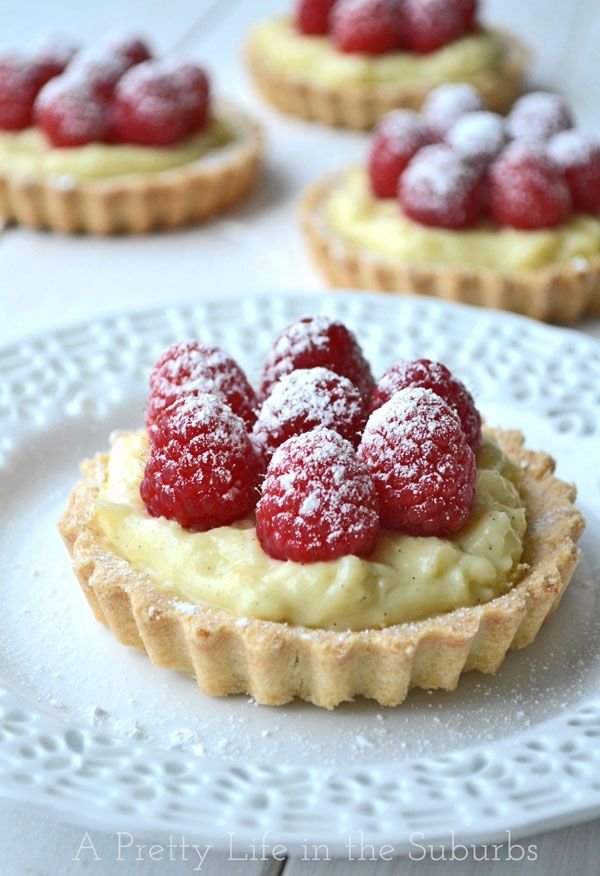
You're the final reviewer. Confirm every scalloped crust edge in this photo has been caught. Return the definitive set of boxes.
[58,429,584,709]
[0,104,262,235]
[300,175,600,324]
[246,27,529,130]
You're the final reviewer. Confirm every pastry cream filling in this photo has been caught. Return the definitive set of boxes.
[324,168,600,272]
[94,431,526,631]
[0,117,233,180]
[249,19,507,87]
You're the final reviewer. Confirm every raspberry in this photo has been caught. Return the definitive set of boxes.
[296,0,337,35]
[67,35,151,103]
[67,54,131,102]
[506,92,574,143]
[331,0,401,55]
[30,34,78,83]
[422,83,485,137]
[456,0,478,28]
[256,428,380,562]
[446,111,507,165]
[548,131,600,215]
[108,34,153,68]
[35,76,110,146]
[371,359,482,449]
[260,316,375,402]
[168,63,210,131]
[111,60,199,146]
[140,394,261,531]
[252,367,367,461]
[399,143,483,229]
[402,0,467,54]
[146,340,257,432]
[0,53,49,130]
[489,143,572,230]
[368,109,436,198]
[359,387,476,535]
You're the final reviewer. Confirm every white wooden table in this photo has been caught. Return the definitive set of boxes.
[1,1,599,872]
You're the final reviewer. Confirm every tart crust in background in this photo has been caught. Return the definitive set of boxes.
[247,28,528,130]
[0,104,262,235]
[58,428,584,709]
[301,175,600,324]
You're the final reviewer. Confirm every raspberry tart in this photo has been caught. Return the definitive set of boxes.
[59,317,583,708]
[301,87,600,322]
[247,0,527,130]
[0,33,262,234]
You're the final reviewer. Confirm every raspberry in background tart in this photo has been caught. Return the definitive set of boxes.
[59,316,583,708]
[247,0,528,129]
[301,85,600,323]
[0,32,262,233]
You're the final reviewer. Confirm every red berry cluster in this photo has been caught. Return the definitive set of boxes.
[0,33,210,148]
[368,85,600,229]
[296,0,479,55]
[140,317,481,562]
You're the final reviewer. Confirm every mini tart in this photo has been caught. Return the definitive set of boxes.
[301,172,600,324]
[247,23,527,130]
[59,428,583,709]
[0,104,262,235]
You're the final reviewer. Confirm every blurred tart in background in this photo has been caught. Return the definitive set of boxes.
[0,33,262,234]
[301,85,600,322]
[247,0,528,129]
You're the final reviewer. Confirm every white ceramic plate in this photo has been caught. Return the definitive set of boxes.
[1,292,599,853]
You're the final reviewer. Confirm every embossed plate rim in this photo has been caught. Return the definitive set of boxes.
[0,291,599,852]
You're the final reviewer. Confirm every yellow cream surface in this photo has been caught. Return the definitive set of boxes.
[324,168,600,272]
[249,18,507,87]
[94,431,526,631]
[0,117,232,180]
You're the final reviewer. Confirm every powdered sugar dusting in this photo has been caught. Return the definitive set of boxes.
[151,394,251,466]
[256,428,379,562]
[422,83,485,136]
[488,141,572,228]
[260,315,374,401]
[29,33,79,68]
[252,366,366,459]
[447,110,507,162]
[506,91,574,143]
[66,46,132,96]
[118,60,178,116]
[35,74,109,144]
[141,392,260,531]
[400,143,477,214]
[359,387,476,535]
[0,52,48,130]
[372,358,482,450]
[364,386,462,471]
[375,108,431,154]
[547,129,598,169]
[147,340,257,429]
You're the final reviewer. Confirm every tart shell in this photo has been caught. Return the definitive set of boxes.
[58,428,584,709]
[0,105,262,235]
[247,28,528,130]
[301,175,600,324]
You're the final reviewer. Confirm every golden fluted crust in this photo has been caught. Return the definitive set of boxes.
[0,105,262,235]
[300,175,600,324]
[247,28,528,130]
[58,429,584,709]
